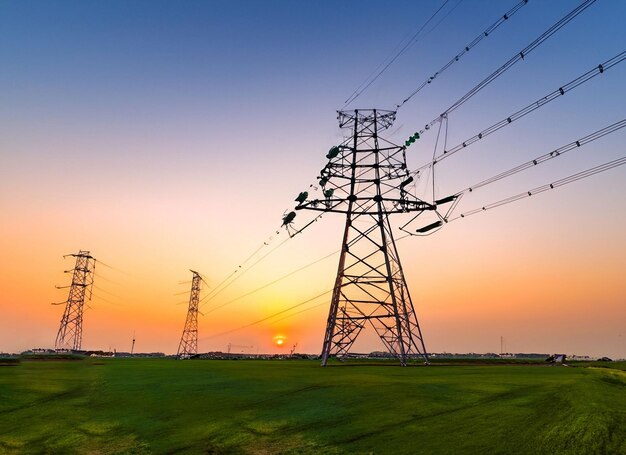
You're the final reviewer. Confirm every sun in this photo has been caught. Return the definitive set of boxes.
[273,335,286,348]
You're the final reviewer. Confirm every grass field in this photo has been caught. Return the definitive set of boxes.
[1,358,625,454]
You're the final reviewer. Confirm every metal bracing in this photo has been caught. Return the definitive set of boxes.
[177,270,202,357]
[297,109,432,366]
[54,251,95,351]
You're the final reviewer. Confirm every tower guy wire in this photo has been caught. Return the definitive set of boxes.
[52,250,96,351]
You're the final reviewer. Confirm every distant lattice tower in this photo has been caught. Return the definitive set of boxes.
[177,270,202,357]
[54,250,96,351]
[295,109,435,366]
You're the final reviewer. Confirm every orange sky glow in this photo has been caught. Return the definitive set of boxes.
[1,1,625,359]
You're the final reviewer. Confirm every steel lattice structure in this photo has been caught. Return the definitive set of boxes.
[54,251,95,351]
[296,109,435,366]
[177,270,202,357]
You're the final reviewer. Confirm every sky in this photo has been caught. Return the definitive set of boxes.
[1,0,625,358]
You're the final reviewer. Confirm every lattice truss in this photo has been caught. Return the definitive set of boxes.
[177,270,202,357]
[54,251,95,351]
[296,110,433,365]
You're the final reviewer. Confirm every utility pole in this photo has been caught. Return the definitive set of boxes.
[53,250,96,351]
[177,270,202,357]
[295,109,435,366]
[131,331,136,355]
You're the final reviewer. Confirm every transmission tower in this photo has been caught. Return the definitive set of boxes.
[53,250,96,351]
[295,109,435,366]
[177,270,202,357]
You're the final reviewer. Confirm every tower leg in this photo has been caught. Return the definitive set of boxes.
[320,211,428,365]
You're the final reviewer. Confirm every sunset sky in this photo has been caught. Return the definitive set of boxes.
[1,0,624,358]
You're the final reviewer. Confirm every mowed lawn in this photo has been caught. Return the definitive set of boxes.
[0,359,625,454]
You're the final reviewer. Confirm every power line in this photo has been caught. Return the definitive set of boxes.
[456,119,626,195]
[204,159,626,342]
[199,211,325,311]
[418,0,597,136]
[203,248,338,315]
[199,156,626,341]
[198,235,292,310]
[92,284,121,299]
[196,234,430,342]
[412,51,626,174]
[397,0,530,109]
[342,0,451,108]
[265,301,329,326]
[202,237,433,335]
[449,155,626,221]
[91,293,127,307]
[199,228,284,303]
[399,118,626,235]
[95,258,134,277]
[199,289,333,341]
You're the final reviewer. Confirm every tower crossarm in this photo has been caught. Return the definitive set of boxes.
[296,197,435,214]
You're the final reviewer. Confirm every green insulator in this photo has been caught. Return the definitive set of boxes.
[324,188,334,198]
[295,191,308,203]
[326,146,340,159]
[282,211,296,226]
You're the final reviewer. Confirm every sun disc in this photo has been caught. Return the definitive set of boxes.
[273,334,286,347]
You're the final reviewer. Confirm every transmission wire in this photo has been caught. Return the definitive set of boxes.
[198,235,293,310]
[199,289,333,341]
[343,0,451,108]
[417,0,597,136]
[397,0,530,109]
[196,148,625,340]
[202,248,339,315]
[449,155,626,221]
[410,50,626,175]
[199,228,284,303]
[454,119,626,196]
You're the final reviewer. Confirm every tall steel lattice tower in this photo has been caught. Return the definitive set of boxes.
[177,270,202,357]
[296,109,436,366]
[54,251,95,351]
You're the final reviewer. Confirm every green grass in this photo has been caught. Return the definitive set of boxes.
[1,359,625,454]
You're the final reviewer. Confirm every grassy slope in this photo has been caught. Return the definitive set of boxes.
[0,359,625,454]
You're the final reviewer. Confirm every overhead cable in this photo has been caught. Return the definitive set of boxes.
[199,289,333,341]
[450,156,626,221]
[199,228,284,304]
[397,0,530,109]
[457,119,626,195]
[198,235,292,310]
[342,0,451,108]
[202,248,338,315]
[411,51,626,174]
[418,0,597,135]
